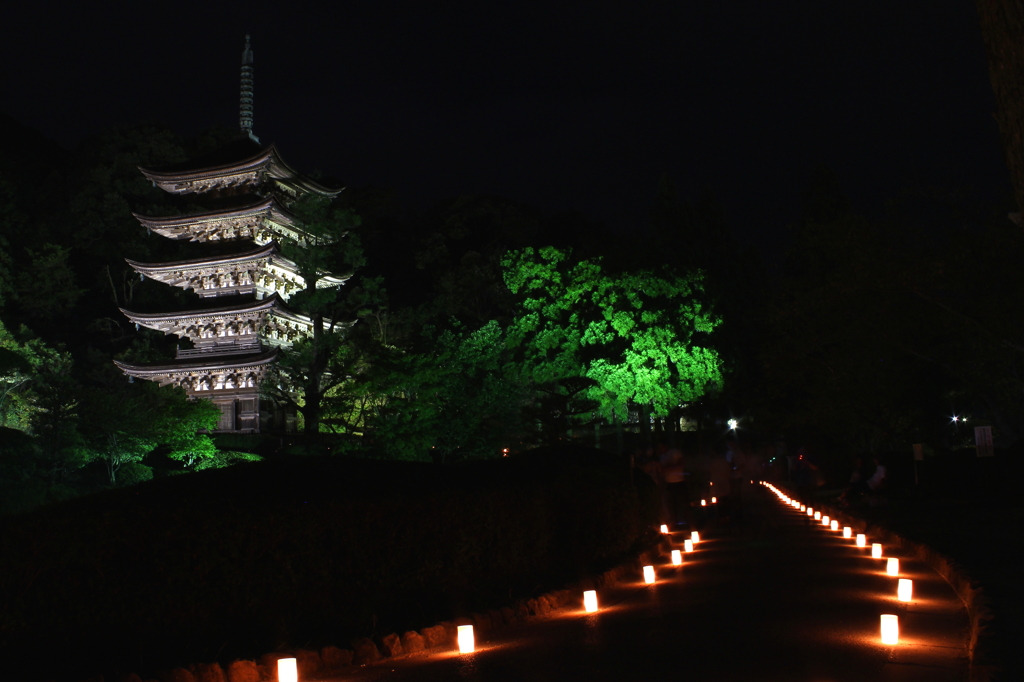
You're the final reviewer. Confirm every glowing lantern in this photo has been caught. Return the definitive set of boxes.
[278,658,298,682]
[691,531,700,543]
[830,520,838,531]
[671,549,682,565]
[584,590,599,612]
[801,505,806,512]
[821,514,829,525]
[872,543,883,559]
[880,614,899,645]
[711,496,717,504]
[643,565,656,584]
[856,534,866,548]
[843,527,852,539]
[897,579,913,602]
[887,558,899,576]
[807,507,814,516]
[457,625,475,653]
[660,524,669,534]
[701,499,707,507]
[684,539,694,552]
[814,511,821,520]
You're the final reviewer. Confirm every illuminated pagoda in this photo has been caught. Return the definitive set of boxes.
[115,36,348,432]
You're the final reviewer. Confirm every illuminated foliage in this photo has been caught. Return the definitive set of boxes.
[502,246,723,421]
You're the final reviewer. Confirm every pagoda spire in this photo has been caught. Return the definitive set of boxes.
[240,35,258,143]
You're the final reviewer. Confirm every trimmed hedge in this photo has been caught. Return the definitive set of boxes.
[0,446,654,680]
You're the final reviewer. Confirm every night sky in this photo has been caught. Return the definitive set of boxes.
[1,1,1010,257]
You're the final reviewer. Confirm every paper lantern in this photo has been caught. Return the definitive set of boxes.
[691,531,700,543]
[800,505,806,512]
[843,527,852,539]
[643,565,656,584]
[701,499,707,507]
[671,549,682,565]
[856,534,866,547]
[660,524,669,534]
[684,539,694,552]
[886,558,899,576]
[807,507,814,516]
[897,579,913,602]
[872,543,882,559]
[830,520,839,531]
[584,589,599,612]
[457,624,475,653]
[814,511,821,520]
[278,658,298,682]
[880,614,899,645]
[711,496,717,504]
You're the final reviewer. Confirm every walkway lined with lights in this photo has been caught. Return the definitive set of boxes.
[310,482,969,682]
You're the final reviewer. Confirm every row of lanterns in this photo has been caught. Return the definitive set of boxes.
[763,482,909,646]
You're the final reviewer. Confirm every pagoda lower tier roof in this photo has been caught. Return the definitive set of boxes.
[139,141,340,198]
[119,293,337,347]
[125,242,349,300]
[114,349,279,377]
[133,196,302,242]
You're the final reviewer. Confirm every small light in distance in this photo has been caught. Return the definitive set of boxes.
[278,659,298,682]
[660,524,669,534]
[457,625,475,653]
[728,418,738,430]
[880,614,899,645]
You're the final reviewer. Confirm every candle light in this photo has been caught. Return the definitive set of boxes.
[897,579,913,602]
[821,515,830,526]
[856,534,866,547]
[711,496,717,504]
[584,589,599,612]
[800,505,806,512]
[887,558,899,576]
[684,539,694,552]
[691,531,700,544]
[457,625,475,653]
[830,520,838,531]
[843,527,852,539]
[701,499,707,506]
[643,565,656,584]
[671,549,682,565]
[660,524,669,534]
[814,511,821,520]
[278,659,298,682]
[880,614,899,645]
[872,543,882,559]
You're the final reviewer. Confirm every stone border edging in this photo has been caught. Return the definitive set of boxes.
[797,493,998,682]
[119,537,674,682]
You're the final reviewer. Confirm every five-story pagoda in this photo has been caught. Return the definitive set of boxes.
[115,36,349,433]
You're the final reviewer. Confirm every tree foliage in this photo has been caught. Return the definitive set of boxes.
[502,246,723,421]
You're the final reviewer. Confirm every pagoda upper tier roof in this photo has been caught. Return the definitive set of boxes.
[133,196,302,242]
[125,241,349,299]
[139,139,341,198]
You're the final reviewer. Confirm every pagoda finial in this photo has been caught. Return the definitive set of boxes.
[240,35,259,143]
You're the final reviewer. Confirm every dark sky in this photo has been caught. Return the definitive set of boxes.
[1,1,1011,256]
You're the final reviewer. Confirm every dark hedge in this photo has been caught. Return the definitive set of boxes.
[0,446,655,680]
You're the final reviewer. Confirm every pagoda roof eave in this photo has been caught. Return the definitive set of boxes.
[114,349,279,376]
[120,293,282,322]
[132,197,301,230]
[126,242,279,272]
[138,143,341,197]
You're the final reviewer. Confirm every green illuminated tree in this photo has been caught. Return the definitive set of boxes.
[502,246,723,425]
